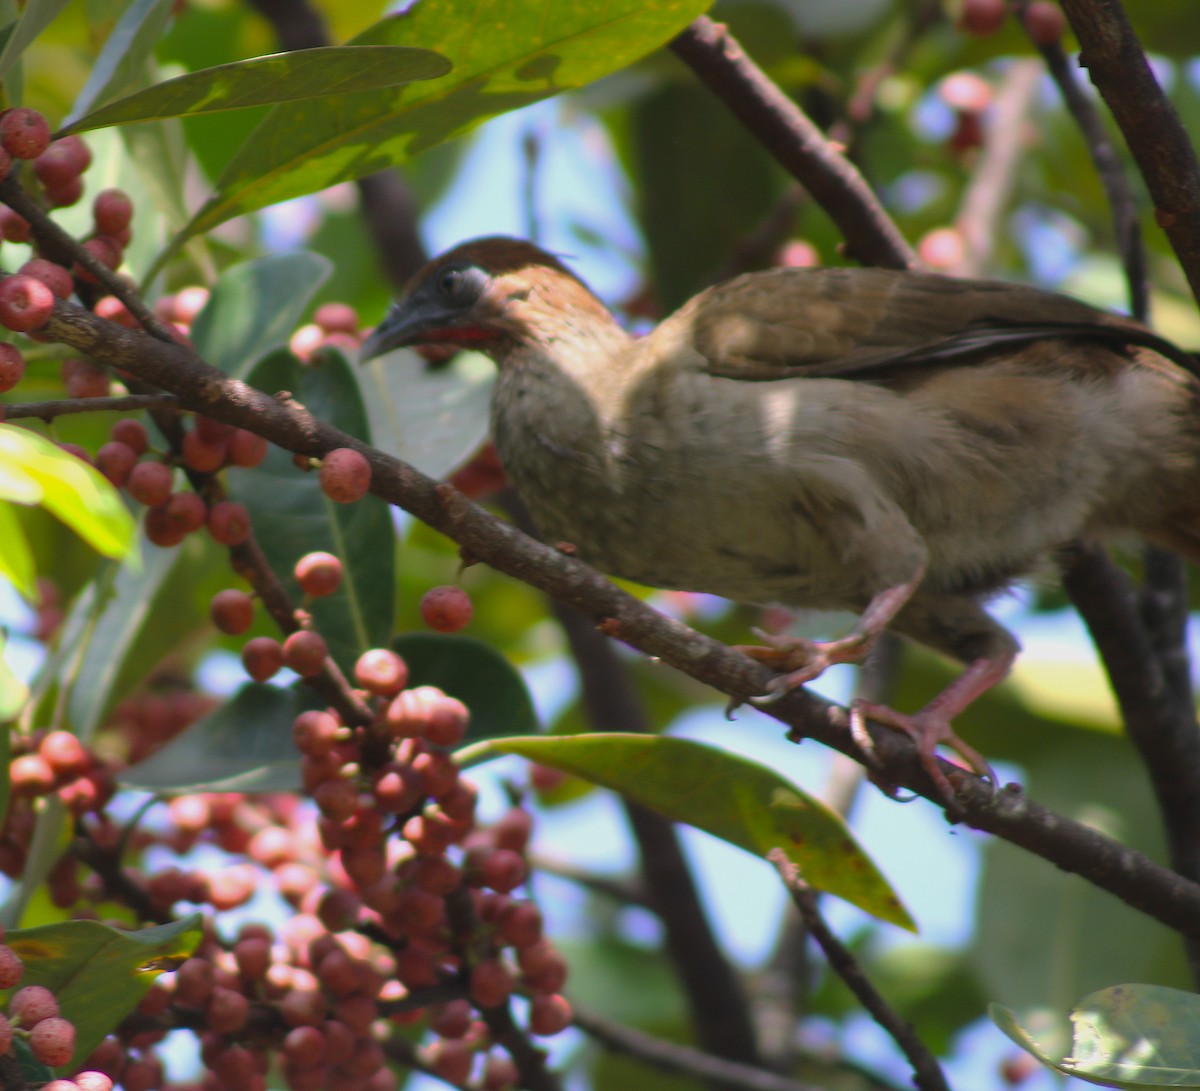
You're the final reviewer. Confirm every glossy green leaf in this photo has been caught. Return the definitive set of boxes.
[171,0,714,246]
[357,348,493,479]
[992,984,1200,1088]
[457,733,914,929]
[65,45,452,133]
[5,915,203,1068]
[0,0,69,81]
[393,633,539,740]
[120,683,317,792]
[0,426,134,561]
[63,0,176,127]
[227,347,393,672]
[0,500,35,598]
[187,251,332,378]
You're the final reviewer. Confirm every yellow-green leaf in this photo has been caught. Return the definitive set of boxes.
[458,733,914,930]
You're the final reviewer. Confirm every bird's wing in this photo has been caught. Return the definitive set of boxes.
[678,266,1198,381]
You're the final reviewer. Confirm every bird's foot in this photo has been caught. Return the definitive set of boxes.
[740,629,876,703]
[852,699,995,804]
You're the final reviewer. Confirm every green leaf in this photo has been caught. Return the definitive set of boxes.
[65,45,452,133]
[63,0,177,127]
[187,251,332,378]
[393,633,539,740]
[0,633,28,724]
[458,733,914,930]
[992,985,1200,1088]
[120,683,315,792]
[357,348,493,479]
[227,347,394,672]
[0,500,35,598]
[0,0,69,82]
[0,426,135,560]
[170,0,714,247]
[5,915,203,1068]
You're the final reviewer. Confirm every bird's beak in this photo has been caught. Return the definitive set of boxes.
[358,295,452,364]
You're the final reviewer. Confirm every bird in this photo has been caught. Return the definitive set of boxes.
[359,237,1200,800]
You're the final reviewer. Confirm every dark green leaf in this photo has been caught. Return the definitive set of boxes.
[393,633,539,740]
[66,45,452,133]
[170,0,714,246]
[187,251,332,378]
[6,915,203,1068]
[119,683,318,792]
[227,348,394,672]
[458,733,913,929]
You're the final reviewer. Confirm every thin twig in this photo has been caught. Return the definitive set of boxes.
[39,296,1200,944]
[768,851,950,1091]
[572,1005,824,1091]
[1059,0,1200,304]
[2,393,179,419]
[670,16,916,271]
[952,60,1042,277]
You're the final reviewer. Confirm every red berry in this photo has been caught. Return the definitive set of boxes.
[0,147,10,181]
[469,959,515,1008]
[74,1073,113,1091]
[353,648,408,696]
[0,274,55,332]
[206,987,249,1034]
[207,500,251,546]
[428,1039,472,1085]
[0,342,24,392]
[19,258,73,300]
[94,295,137,328]
[292,710,344,757]
[75,236,123,284]
[483,1055,519,1091]
[242,636,284,682]
[0,108,51,159]
[29,1015,75,1066]
[33,135,91,187]
[127,461,173,507]
[152,491,206,537]
[111,418,149,455]
[419,585,473,633]
[211,589,255,634]
[181,427,226,472]
[39,730,91,777]
[528,993,572,1036]
[295,552,342,597]
[1023,0,1066,43]
[283,630,328,677]
[424,693,470,747]
[11,754,55,796]
[94,441,136,486]
[958,0,1006,34]
[319,447,371,503]
[62,357,109,399]
[0,207,30,243]
[45,176,83,208]
[93,188,133,235]
[227,428,268,467]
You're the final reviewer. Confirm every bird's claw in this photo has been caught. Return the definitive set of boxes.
[853,699,995,805]
[739,628,875,703]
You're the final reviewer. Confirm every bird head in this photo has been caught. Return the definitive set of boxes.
[359,236,615,365]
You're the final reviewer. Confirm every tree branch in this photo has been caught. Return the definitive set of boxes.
[669,16,916,271]
[36,297,1200,944]
[769,851,949,1091]
[1059,0,1200,304]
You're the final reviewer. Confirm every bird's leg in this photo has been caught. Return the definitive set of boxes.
[740,568,925,695]
[853,650,1014,801]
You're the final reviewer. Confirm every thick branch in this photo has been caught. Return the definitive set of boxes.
[1059,0,1200,303]
[670,16,915,271]
[36,299,1200,943]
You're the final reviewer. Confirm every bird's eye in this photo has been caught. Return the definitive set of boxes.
[437,268,463,298]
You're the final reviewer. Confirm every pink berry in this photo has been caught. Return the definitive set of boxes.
[93,189,133,235]
[33,135,91,188]
[94,441,136,487]
[0,944,23,988]
[29,1015,75,1066]
[110,418,149,455]
[319,447,371,503]
[469,959,515,1008]
[1023,0,1066,43]
[10,983,59,1025]
[528,993,572,1036]
[19,258,73,300]
[127,461,173,507]
[0,274,55,332]
[207,500,251,546]
[227,428,268,467]
[211,589,255,635]
[39,730,90,777]
[353,648,408,696]
[242,636,284,682]
[295,551,342,597]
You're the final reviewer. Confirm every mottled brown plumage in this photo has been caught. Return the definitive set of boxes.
[361,237,1200,798]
